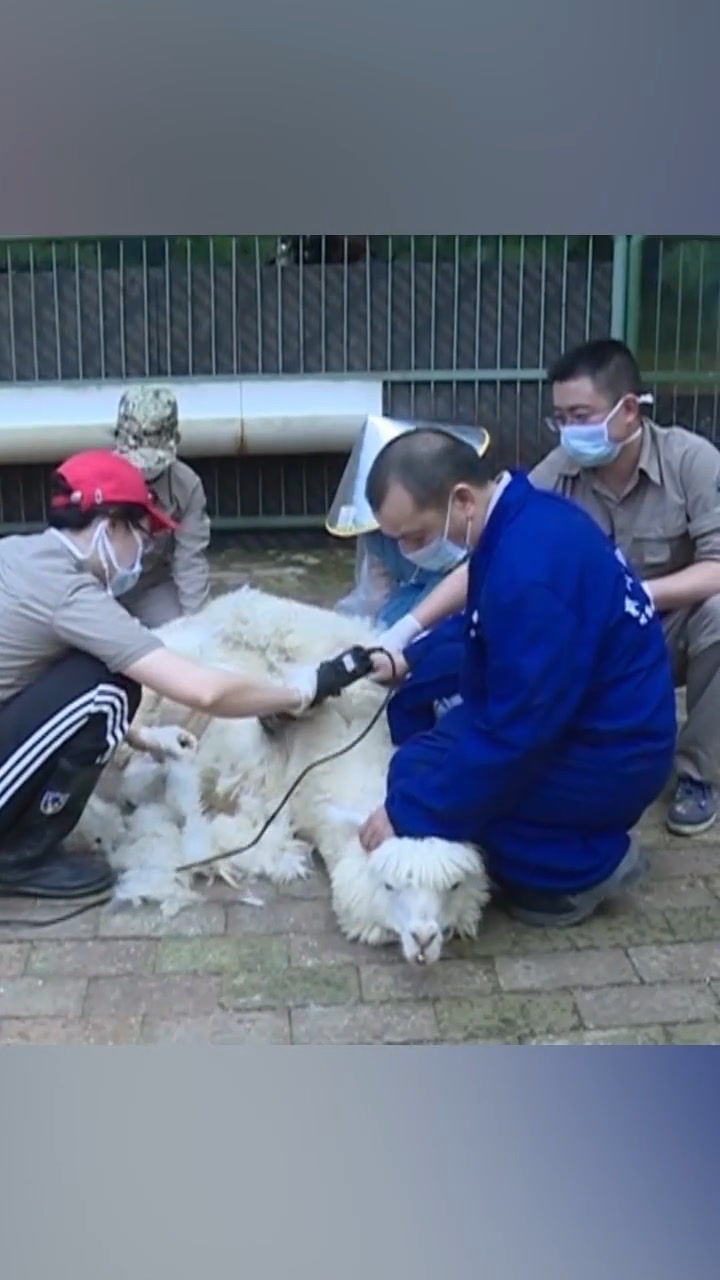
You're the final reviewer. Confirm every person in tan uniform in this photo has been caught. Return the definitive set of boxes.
[365,339,720,840]
[528,339,720,837]
[111,386,211,627]
[0,451,344,901]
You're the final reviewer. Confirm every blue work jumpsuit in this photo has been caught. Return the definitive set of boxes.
[384,472,677,894]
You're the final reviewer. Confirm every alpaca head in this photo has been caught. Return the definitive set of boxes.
[330,833,489,966]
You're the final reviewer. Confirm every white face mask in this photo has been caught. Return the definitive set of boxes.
[53,519,144,597]
[402,493,471,573]
[556,393,653,469]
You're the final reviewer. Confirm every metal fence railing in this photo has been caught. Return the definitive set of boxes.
[0,452,348,535]
[625,236,720,441]
[0,236,616,388]
[1,235,719,531]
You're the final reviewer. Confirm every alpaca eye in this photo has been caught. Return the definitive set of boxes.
[449,881,461,891]
[384,882,394,892]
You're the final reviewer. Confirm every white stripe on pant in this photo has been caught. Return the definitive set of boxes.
[0,683,130,812]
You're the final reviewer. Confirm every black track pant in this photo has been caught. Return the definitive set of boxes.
[0,651,141,838]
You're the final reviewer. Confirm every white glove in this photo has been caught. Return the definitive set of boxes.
[134,724,199,762]
[281,663,319,717]
[375,613,423,653]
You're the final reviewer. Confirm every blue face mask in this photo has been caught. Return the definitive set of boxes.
[108,562,142,597]
[558,395,651,469]
[402,493,471,573]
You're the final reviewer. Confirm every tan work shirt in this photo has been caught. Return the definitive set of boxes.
[528,419,720,580]
[0,529,164,707]
[123,459,211,615]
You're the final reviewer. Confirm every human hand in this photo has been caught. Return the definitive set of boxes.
[282,663,320,717]
[135,724,198,762]
[358,804,395,852]
[375,613,423,653]
[284,648,379,715]
[369,649,408,685]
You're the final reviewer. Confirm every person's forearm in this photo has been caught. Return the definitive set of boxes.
[644,560,720,613]
[173,546,211,615]
[412,562,469,629]
[376,562,469,652]
[124,648,312,718]
[200,672,306,719]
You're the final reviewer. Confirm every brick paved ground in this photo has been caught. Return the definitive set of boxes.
[0,535,718,1045]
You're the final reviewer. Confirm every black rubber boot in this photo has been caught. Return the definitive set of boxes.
[0,758,116,900]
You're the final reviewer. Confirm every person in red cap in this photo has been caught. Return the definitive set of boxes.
[0,450,333,900]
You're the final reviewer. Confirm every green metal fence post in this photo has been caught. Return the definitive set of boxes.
[625,234,645,354]
[610,235,630,339]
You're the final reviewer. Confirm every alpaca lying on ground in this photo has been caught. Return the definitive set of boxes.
[74,586,490,964]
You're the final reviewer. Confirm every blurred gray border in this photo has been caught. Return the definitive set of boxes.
[1,3,719,1278]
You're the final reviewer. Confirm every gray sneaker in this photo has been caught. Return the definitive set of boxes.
[499,837,648,928]
[666,776,717,836]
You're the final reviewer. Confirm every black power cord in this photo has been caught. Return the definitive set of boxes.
[0,647,398,930]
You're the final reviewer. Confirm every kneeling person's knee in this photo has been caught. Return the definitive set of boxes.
[68,671,142,766]
[688,594,720,653]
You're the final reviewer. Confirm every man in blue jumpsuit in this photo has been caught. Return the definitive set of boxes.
[358,428,677,926]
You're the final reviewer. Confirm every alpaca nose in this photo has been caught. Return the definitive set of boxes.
[411,926,438,950]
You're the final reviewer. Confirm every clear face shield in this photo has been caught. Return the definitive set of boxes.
[326,415,491,537]
[326,416,413,539]
[327,415,490,620]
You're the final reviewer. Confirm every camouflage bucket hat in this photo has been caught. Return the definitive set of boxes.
[114,386,181,481]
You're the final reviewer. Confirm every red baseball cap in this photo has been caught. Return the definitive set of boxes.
[51,449,178,533]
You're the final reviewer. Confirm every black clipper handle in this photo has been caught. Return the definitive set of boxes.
[312,646,375,705]
[259,646,376,734]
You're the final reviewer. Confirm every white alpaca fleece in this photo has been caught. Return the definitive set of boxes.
[76,586,490,958]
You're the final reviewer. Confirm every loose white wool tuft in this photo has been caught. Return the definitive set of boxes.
[75,586,490,960]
